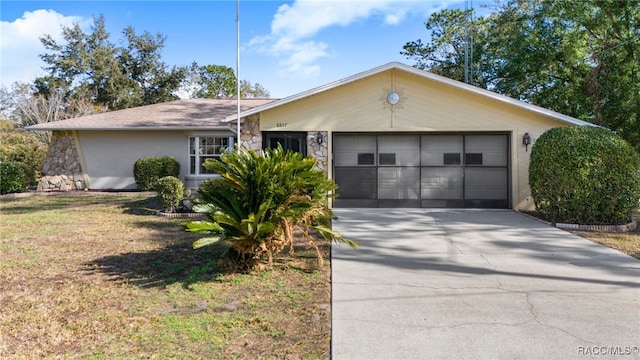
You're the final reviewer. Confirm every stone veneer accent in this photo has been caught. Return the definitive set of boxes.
[307,132,328,174]
[182,188,200,209]
[240,115,262,152]
[37,131,88,191]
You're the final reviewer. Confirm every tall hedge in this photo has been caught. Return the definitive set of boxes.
[0,120,47,189]
[133,156,180,191]
[529,126,640,225]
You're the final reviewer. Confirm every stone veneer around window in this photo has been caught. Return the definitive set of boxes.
[239,116,329,175]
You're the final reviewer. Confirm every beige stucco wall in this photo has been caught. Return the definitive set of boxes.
[257,69,572,210]
[77,130,231,189]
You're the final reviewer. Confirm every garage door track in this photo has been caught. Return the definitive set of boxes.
[331,209,640,360]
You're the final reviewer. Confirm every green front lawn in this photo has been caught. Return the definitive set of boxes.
[0,193,330,359]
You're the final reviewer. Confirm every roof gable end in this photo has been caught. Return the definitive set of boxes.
[225,62,595,127]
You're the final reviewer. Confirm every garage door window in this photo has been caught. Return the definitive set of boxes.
[465,153,483,165]
[443,153,461,165]
[358,153,375,165]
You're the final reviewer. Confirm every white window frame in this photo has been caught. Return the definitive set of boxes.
[188,135,235,176]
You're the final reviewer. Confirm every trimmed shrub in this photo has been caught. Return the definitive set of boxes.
[133,156,180,191]
[529,126,640,225]
[156,176,184,213]
[1,161,29,194]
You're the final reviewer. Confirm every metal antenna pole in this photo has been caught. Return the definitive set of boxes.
[469,0,473,85]
[236,0,241,148]
[464,0,469,84]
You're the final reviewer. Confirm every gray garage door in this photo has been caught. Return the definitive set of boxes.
[333,133,509,208]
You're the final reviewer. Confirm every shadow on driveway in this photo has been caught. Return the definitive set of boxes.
[330,209,640,360]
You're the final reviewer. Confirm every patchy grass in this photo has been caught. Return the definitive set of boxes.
[0,192,330,359]
[572,230,640,259]
[570,211,640,259]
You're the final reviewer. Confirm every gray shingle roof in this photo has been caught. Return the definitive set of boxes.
[27,98,277,131]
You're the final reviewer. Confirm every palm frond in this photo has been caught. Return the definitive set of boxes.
[313,224,359,249]
[182,220,223,234]
[192,235,225,249]
[184,144,358,268]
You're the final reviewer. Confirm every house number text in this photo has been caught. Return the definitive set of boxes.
[276,123,288,128]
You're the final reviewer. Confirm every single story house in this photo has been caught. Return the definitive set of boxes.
[28,62,595,210]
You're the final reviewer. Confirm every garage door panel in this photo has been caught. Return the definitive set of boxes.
[378,135,420,166]
[334,135,376,166]
[335,167,376,199]
[465,199,509,208]
[422,199,466,208]
[465,135,508,166]
[333,199,379,207]
[421,167,464,199]
[421,135,463,166]
[378,199,422,207]
[377,167,420,200]
[465,167,508,200]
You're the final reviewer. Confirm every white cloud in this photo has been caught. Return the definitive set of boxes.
[0,9,88,88]
[249,0,455,78]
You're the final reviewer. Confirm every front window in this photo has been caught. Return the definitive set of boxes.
[189,136,233,175]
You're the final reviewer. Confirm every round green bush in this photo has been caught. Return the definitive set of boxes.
[156,176,184,213]
[529,126,640,225]
[1,161,29,194]
[133,156,180,191]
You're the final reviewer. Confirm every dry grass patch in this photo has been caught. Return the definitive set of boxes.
[571,230,640,259]
[570,211,640,259]
[0,192,330,359]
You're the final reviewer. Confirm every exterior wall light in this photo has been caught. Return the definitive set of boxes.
[316,132,324,144]
[523,133,531,152]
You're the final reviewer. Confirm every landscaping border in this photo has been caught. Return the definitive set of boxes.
[519,211,637,233]
[155,210,206,218]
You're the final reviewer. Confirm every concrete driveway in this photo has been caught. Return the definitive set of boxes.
[331,209,640,360]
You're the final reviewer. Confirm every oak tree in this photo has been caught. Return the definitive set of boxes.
[38,15,187,110]
[402,0,640,150]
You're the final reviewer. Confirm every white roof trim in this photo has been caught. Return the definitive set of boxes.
[224,61,595,127]
[26,126,231,131]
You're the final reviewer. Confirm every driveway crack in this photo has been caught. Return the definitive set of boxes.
[522,292,598,345]
[434,219,464,254]
[480,253,505,289]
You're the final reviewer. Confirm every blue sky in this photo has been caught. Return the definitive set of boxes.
[1,0,491,98]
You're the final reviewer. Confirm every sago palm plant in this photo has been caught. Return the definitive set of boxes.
[182,145,357,268]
